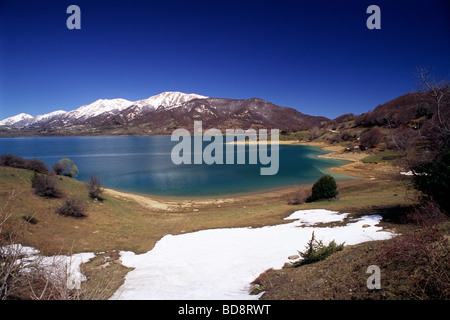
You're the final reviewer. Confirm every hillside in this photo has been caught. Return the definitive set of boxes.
[277,90,445,164]
[1,90,433,139]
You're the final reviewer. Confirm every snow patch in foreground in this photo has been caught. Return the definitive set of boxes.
[1,244,95,289]
[111,209,394,300]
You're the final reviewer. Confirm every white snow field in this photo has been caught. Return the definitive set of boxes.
[110,209,395,300]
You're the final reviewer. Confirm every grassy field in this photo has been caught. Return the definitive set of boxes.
[0,165,417,254]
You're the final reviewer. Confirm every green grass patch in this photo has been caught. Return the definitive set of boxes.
[279,131,310,141]
[362,151,401,163]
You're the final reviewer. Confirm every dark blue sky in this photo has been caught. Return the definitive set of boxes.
[0,0,449,120]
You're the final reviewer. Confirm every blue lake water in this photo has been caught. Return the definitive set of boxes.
[0,136,355,197]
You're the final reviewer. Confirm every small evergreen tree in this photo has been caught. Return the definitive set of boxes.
[292,232,344,267]
[310,175,338,201]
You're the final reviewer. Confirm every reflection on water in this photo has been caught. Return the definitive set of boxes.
[0,136,356,197]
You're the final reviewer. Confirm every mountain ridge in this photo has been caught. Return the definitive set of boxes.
[0,92,209,128]
[0,92,328,136]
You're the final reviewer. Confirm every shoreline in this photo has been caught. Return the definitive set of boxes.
[103,140,402,211]
[102,141,345,205]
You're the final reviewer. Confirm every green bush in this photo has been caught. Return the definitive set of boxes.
[310,175,338,201]
[292,232,344,267]
[54,158,78,177]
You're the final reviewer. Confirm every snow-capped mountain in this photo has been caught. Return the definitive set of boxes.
[29,110,68,125]
[0,91,329,136]
[0,92,207,128]
[0,113,33,127]
[134,92,208,112]
[65,98,134,122]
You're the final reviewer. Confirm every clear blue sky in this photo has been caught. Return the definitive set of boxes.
[0,0,449,120]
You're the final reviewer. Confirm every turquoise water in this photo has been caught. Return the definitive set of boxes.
[0,136,355,197]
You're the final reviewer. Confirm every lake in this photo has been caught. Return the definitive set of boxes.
[0,136,355,197]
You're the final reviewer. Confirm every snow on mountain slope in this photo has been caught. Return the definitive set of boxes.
[0,92,209,128]
[65,98,134,120]
[0,113,33,127]
[29,110,67,125]
[133,92,208,111]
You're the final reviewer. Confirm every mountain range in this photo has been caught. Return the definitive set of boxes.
[0,92,329,136]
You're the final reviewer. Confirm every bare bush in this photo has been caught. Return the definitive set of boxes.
[377,203,449,299]
[287,188,310,205]
[1,191,21,300]
[309,127,322,141]
[0,154,26,169]
[388,125,427,168]
[416,66,450,144]
[52,162,65,175]
[56,198,86,218]
[360,127,384,149]
[87,175,103,201]
[24,159,49,174]
[328,133,341,144]
[31,172,63,198]
[406,201,448,226]
[0,154,48,173]
[391,67,450,168]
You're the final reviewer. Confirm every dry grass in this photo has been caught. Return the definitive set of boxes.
[0,165,417,255]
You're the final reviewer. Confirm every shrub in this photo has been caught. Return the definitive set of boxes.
[310,175,338,202]
[309,127,322,141]
[22,215,38,225]
[54,158,78,177]
[341,132,356,142]
[287,188,310,205]
[360,127,384,149]
[0,154,26,168]
[56,197,86,218]
[328,133,341,143]
[292,232,344,267]
[377,211,449,299]
[25,159,49,173]
[31,173,62,198]
[413,148,450,215]
[0,154,48,173]
[52,162,65,175]
[87,175,103,200]
[406,201,448,226]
